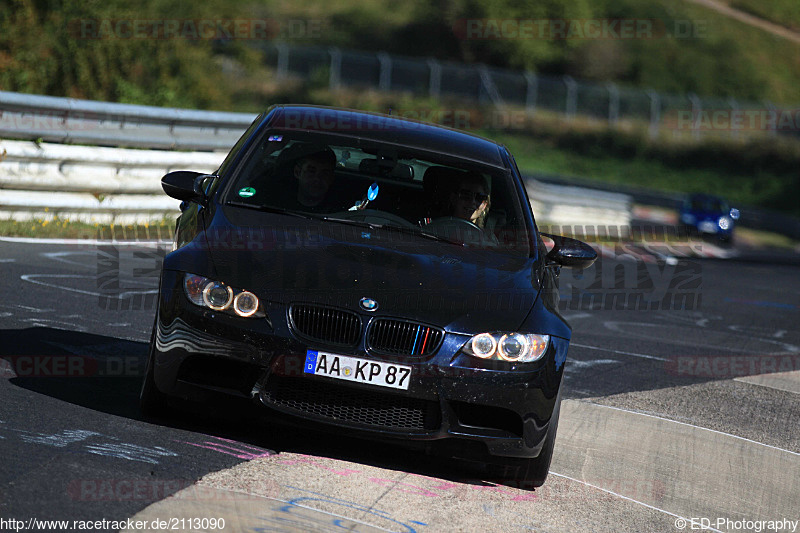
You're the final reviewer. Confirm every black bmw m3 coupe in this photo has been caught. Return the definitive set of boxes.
[141,105,596,486]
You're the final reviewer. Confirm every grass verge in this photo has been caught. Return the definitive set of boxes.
[0,217,174,241]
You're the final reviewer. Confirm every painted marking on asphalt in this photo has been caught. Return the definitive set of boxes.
[577,401,800,457]
[724,297,797,310]
[121,485,421,533]
[83,443,179,464]
[565,359,620,370]
[42,251,97,268]
[179,436,274,460]
[548,472,723,533]
[570,342,668,362]
[0,236,169,247]
[0,424,180,464]
[554,400,800,528]
[21,273,157,299]
[15,305,55,313]
[602,320,800,355]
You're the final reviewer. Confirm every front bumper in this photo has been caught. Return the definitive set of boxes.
[152,269,565,460]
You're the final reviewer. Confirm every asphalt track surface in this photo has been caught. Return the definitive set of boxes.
[1,237,798,532]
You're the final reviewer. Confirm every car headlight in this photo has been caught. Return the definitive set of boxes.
[462,332,550,363]
[183,273,264,318]
[718,216,731,230]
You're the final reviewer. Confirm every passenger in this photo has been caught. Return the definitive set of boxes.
[445,171,491,228]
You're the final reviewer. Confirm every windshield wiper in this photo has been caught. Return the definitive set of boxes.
[375,223,464,246]
[320,216,376,229]
[226,201,316,220]
[228,204,463,245]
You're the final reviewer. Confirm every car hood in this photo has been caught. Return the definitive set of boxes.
[203,205,541,333]
[684,209,725,220]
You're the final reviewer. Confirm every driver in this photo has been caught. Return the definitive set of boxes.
[293,146,337,208]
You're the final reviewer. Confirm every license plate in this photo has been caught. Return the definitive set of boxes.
[303,350,412,390]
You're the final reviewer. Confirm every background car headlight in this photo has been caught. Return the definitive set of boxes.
[183,273,263,318]
[462,332,550,363]
[718,216,731,230]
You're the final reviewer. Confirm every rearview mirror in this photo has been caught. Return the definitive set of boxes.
[542,233,598,269]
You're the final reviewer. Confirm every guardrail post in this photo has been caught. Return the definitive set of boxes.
[728,98,739,140]
[764,101,778,137]
[647,90,660,140]
[564,76,577,122]
[688,93,701,141]
[329,47,342,90]
[427,59,441,100]
[276,43,289,79]
[524,72,538,116]
[607,82,619,126]
[377,52,392,92]
[478,65,504,108]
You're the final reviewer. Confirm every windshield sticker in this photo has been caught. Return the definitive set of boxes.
[238,187,256,198]
[268,135,283,142]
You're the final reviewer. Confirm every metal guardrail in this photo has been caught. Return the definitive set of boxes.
[0,91,634,226]
[533,172,800,240]
[0,139,223,224]
[0,90,255,150]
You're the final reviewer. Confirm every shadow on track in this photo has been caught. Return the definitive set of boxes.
[0,327,510,490]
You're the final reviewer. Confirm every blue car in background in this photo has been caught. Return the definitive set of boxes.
[680,193,740,243]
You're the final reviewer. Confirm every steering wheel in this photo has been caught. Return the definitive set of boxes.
[423,216,486,244]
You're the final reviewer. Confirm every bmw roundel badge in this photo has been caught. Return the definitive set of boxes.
[359,297,379,312]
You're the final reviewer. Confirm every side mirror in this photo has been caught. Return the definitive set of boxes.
[542,233,597,269]
[161,171,207,203]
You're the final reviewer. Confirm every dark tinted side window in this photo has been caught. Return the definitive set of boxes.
[216,112,265,179]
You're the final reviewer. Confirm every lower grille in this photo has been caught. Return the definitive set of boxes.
[262,376,440,431]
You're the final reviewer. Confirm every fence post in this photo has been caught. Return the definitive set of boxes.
[728,98,739,140]
[564,76,577,121]
[478,65,504,108]
[276,43,289,79]
[647,90,660,139]
[607,82,619,125]
[329,47,342,90]
[688,93,701,140]
[764,101,778,136]
[427,59,441,99]
[524,72,537,115]
[377,52,392,92]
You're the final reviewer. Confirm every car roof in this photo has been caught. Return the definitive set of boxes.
[688,193,725,201]
[260,105,508,169]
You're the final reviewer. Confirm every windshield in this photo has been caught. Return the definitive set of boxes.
[224,131,532,255]
[688,196,729,213]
